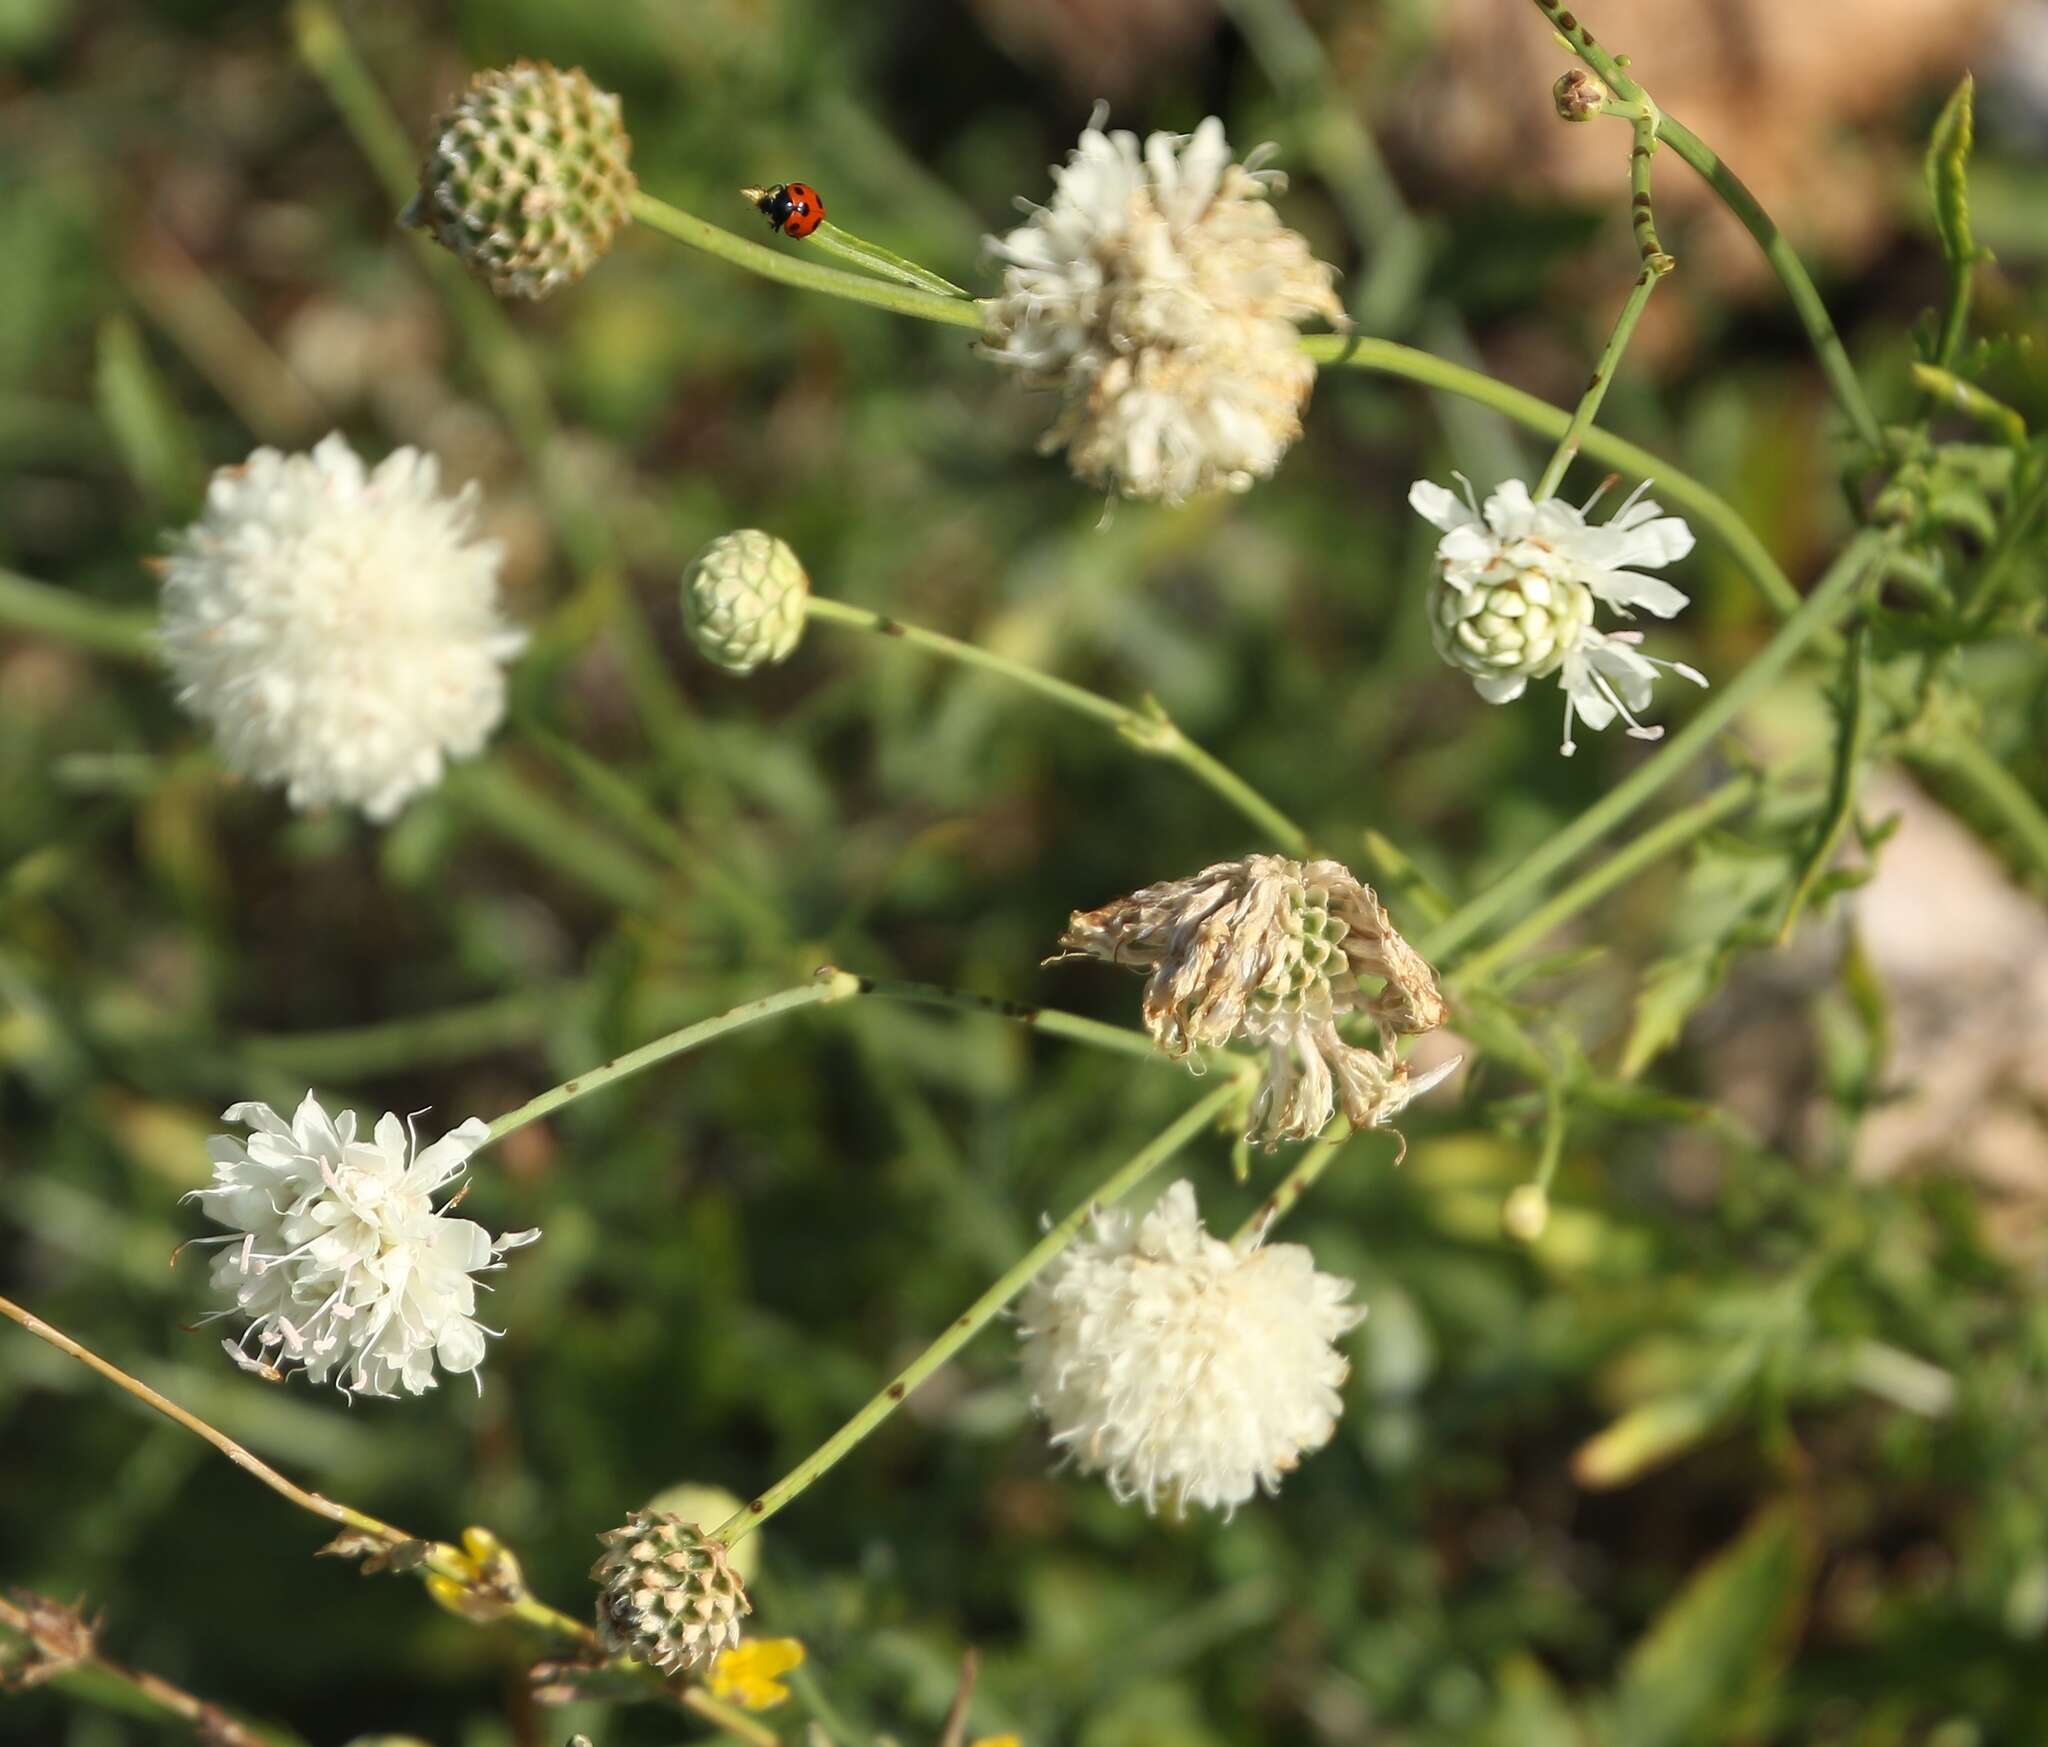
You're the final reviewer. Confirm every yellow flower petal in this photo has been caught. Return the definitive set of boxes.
[709,1637,807,1711]
[969,1737,1022,1747]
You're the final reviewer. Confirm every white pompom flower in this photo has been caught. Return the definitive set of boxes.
[1019,1180,1364,1515]
[159,434,526,821]
[982,110,1345,504]
[1410,475,1707,755]
[187,1093,539,1398]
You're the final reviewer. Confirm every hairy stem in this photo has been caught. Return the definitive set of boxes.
[0,1592,274,1747]
[804,594,1309,853]
[715,1078,1246,1545]
[1420,529,1891,961]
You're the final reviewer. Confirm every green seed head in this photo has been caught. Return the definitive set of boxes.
[682,530,809,675]
[1429,559,1594,684]
[404,61,634,300]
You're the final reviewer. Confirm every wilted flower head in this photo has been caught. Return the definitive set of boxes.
[1018,1179,1363,1514]
[187,1094,538,1397]
[982,110,1345,504]
[1055,855,1455,1147]
[404,61,635,299]
[158,434,524,821]
[592,1511,750,1674]
[1411,475,1707,755]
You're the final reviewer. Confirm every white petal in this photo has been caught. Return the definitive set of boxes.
[1592,570,1690,618]
[1483,479,1535,537]
[1408,479,1477,532]
[1473,673,1528,704]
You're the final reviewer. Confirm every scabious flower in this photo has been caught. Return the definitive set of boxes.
[1018,1180,1363,1514]
[1410,475,1707,755]
[591,1511,751,1674]
[187,1094,538,1397]
[404,61,635,299]
[981,110,1345,504]
[1054,855,1456,1147]
[158,435,524,821]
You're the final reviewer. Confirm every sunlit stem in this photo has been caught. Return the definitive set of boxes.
[483,973,864,1144]
[1532,113,1673,502]
[804,594,1309,854]
[715,1077,1248,1546]
[630,190,984,328]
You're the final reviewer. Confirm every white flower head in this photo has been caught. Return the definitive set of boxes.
[1054,855,1456,1148]
[1018,1179,1364,1514]
[982,110,1345,504]
[187,1093,539,1398]
[1410,474,1707,754]
[159,434,526,821]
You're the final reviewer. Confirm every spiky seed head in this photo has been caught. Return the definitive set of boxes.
[682,530,809,674]
[404,61,635,300]
[591,1511,750,1674]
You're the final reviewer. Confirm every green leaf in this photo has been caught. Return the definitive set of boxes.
[1572,1390,1728,1490]
[93,313,203,514]
[1603,1503,1814,1747]
[1619,941,1721,1079]
[1925,74,1978,276]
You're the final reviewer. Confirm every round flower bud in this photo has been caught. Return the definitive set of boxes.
[591,1511,750,1674]
[404,61,635,300]
[682,530,809,674]
[1502,1183,1551,1244]
[1553,68,1612,123]
[1428,563,1594,687]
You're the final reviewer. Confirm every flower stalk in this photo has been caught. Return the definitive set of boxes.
[714,1078,1247,1545]
[1523,0,1884,453]
[803,594,1310,853]
[1530,113,1673,502]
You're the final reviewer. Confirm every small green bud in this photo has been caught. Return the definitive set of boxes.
[404,61,635,299]
[1553,69,1611,123]
[682,530,809,674]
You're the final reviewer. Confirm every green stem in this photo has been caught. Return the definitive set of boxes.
[804,594,1309,853]
[1449,772,1762,984]
[851,974,1174,1069]
[1521,0,1883,452]
[1419,529,1891,962]
[806,218,972,300]
[629,191,984,330]
[0,568,156,661]
[715,1079,1245,1545]
[483,972,862,1144]
[1917,731,2048,880]
[1302,334,1803,619]
[1232,1122,1353,1243]
[1532,115,1671,501]
[1775,624,1872,942]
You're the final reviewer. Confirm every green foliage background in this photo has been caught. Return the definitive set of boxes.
[3,2,2047,1744]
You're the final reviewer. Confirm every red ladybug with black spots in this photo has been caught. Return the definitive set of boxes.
[756,182,825,240]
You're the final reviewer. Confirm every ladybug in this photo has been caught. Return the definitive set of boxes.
[756,181,825,240]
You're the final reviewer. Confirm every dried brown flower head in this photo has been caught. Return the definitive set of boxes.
[1054,855,1455,1146]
